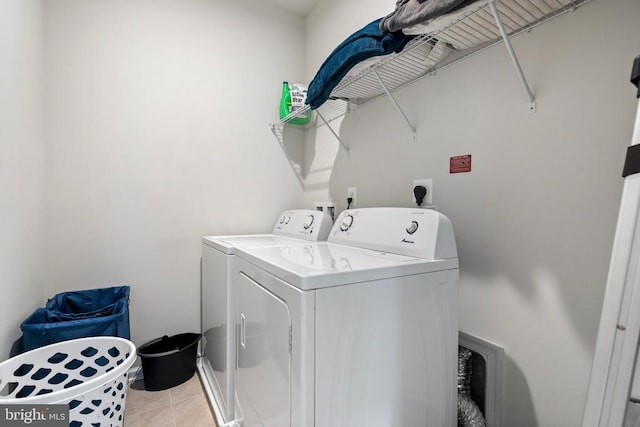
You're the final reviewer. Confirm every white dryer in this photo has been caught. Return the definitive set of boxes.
[199,210,333,427]
[233,207,459,427]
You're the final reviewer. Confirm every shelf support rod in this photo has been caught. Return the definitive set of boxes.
[488,0,537,113]
[373,68,417,140]
[316,110,350,154]
[270,124,305,187]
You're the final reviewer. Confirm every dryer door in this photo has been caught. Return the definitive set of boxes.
[237,272,291,427]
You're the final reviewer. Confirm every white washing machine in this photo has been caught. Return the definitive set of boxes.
[199,209,333,427]
[233,207,459,427]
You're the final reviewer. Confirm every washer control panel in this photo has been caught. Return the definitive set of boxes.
[329,207,457,260]
[273,209,333,241]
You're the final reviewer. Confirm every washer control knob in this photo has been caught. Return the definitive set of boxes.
[406,220,419,234]
[303,215,314,229]
[279,216,285,224]
[284,215,291,224]
[340,214,354,232]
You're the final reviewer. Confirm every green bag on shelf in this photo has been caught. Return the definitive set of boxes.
[279,81,312,126]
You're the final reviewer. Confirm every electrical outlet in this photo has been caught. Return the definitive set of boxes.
[347,187,357,208]
[315,202,336,221]
[412,179,433,206]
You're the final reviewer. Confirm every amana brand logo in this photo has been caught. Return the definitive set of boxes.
[401,238,415,244]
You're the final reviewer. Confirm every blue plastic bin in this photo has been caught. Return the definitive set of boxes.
[20,285,131,352]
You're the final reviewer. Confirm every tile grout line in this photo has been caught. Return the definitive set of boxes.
[171,400,177,427]
[124,376,214,426]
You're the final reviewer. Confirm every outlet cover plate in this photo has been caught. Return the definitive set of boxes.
[347,187,357,208]
[412,179,433,206]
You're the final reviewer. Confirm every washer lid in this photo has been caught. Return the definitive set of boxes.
[235,242,459,290]
[202,209,334,254]
[202,234,301,255]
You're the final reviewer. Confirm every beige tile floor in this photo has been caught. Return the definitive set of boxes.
[124,373,217,427]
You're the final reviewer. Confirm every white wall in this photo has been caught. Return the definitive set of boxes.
[306,0,640,425]
[302,0,390,207]
[43,0,305,346]
[3,1,636,425]
[0,0,45,361]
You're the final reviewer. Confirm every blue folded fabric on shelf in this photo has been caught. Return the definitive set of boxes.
[306,18,413,110]
[380,0,466,33]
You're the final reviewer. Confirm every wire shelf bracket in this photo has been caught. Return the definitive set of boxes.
[373,68,417,140]
[316,109,350,154]
[488,0,536,113]
[269,122,306,187]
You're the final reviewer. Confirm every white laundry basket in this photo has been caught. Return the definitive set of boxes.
[0,336,136,427]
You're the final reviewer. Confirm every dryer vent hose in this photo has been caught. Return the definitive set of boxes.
[458,346,486,427]
[458,394,486,427]
[458,347,473,396]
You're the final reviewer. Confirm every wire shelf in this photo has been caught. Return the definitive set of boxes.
[269,0,593,151]
[331,0,591,107]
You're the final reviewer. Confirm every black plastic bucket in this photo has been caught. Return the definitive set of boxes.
[137,333,201,391]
